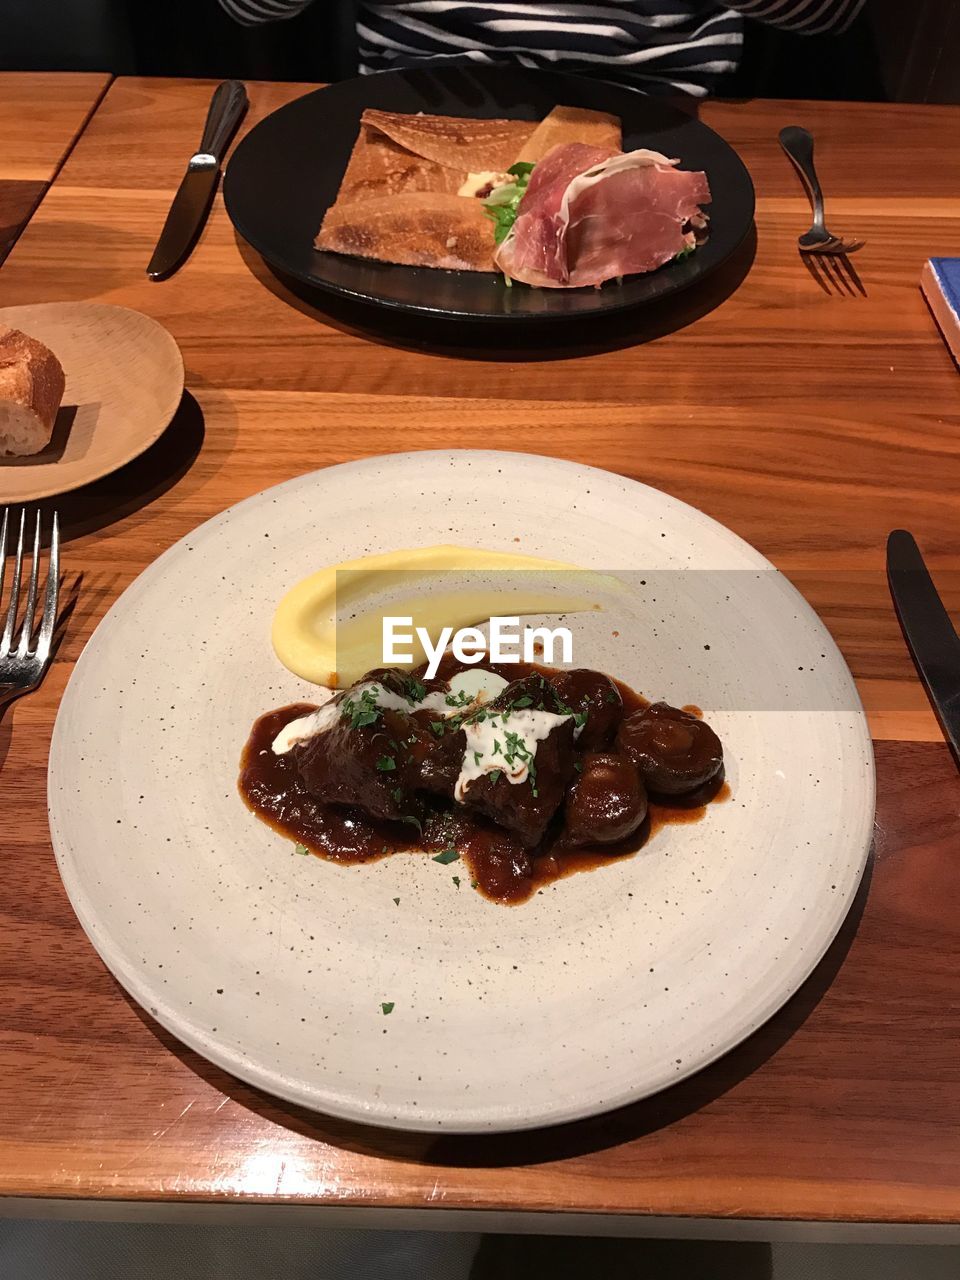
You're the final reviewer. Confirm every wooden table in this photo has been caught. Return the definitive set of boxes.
[0,72,111,264]
[1,77,959,1232]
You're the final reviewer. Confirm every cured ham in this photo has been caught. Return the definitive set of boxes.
[494,145,711,288]
[491,143,615,284]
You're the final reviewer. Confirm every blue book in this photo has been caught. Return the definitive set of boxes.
[922,257,960,369]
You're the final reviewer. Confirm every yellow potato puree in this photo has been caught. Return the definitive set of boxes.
[271,544,602,687]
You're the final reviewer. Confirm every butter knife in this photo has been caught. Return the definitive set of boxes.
[147,80,248,281]
[887,529,960,770]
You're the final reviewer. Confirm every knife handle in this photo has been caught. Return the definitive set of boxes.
[199,80,248,162]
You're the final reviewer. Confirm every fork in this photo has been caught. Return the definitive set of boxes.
[779,126,864,255]
[0,508,60,719]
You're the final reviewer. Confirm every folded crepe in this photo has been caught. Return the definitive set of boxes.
[319,192,497,272]
[360,108,536,175]
[316,105,623,273]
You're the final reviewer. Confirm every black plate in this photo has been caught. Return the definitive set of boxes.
[223,64,755,324]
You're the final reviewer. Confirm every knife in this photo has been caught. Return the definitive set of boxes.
[147,80,248,281]
[887,529,960,770]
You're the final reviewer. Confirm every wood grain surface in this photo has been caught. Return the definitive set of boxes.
[0,73,110,263]
[0,77,959,1221]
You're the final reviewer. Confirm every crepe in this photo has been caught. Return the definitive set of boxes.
[513,106,621,165]
[338,130,469,201]
[316,104,623,273]
[360,108,536,174]
[317,192,497,272]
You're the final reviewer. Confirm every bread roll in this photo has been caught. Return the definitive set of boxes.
[0,326,66,457]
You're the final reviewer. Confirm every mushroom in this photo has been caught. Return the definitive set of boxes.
[616,702,722,796]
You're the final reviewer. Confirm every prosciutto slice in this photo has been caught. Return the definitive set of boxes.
[493,142,616,285]
[494,144,711,288]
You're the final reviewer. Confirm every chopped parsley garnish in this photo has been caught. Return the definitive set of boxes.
[294,842,310,856]
[471,880,479,890]
[473,750,483,765]
[393,897,400,906]
[405,676,427,702]
[488,769,502,783]
[392,786,404,803]
[429,720,446,737]
[445,689,472,708]
[376,755,396,772]
[432,848,460,865]
[400,814,423,834]
[381,1001,394,1015]
[452,875,461,889]
[513,695,533,708]
[341,686,381,729]
[573,711,588,729]
[503,730,531,764]
[502,730,538,796]
[573,761,583,773]
[492,738,502,755]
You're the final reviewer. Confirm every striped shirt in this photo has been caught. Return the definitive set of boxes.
[219,0,866,97]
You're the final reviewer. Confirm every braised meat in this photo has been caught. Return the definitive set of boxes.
[616,701,723,795]
[462,716,576,848]
[563,752,647,846]
[295,670,460,820]
[295,706,423,822]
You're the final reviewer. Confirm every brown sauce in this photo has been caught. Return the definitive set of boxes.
[238,659,728,905]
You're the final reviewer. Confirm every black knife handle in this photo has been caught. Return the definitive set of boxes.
[887,529,960,770]
[199,80,248,162]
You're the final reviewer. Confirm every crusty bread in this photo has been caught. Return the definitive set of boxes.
[0,326,66,457]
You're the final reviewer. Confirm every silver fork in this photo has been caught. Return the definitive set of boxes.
[779,126,864,255]
[0,508,60,718]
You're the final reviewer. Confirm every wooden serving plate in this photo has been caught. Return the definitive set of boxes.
[0,302,184,502]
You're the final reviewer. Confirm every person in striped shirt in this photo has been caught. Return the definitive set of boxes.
[218,0,867,98]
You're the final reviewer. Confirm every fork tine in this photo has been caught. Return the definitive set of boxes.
[16,511,42,658]
[821,254,854,296]
[0,509,26,655]
[836,252,867,297]
[801,252,832,296]
[35,511,59,664]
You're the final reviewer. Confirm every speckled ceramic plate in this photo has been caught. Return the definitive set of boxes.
[49,452,874,1133]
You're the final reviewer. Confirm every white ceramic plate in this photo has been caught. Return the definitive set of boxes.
[49,452,874,1133]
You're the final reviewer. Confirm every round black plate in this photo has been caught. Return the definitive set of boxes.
[223,64,755,324]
